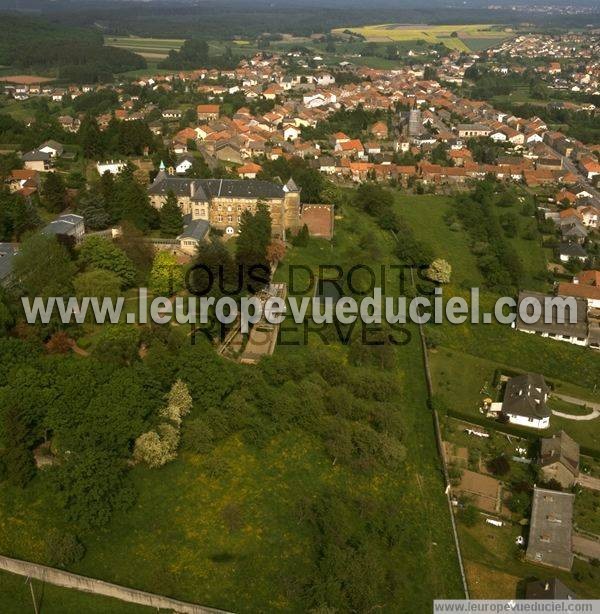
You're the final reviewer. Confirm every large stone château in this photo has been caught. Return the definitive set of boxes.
[148,166,301,238]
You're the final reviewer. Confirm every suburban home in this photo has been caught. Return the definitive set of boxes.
[559,242,587,263]
[559,218,588,243]
[557,270,600,309]
[38,140,64,158]
[515,290,589,347]
[501,373,551,429]
[162,109,183,120]
[7,169,40,195]
[526,487,574,571]
[175,155,195,175]
[283,124,300,141]
[457,123,491,138]
[21,149,52,172]
[525,578,577,600]
[0,243,18,286]
[236,162,262,179]
[317,156,337,175]
[196,104,220,121]
[539,431,579,488]
[578,205,599,228]
[96,160,127,176]
[41,214,85,243]
[176,216,210,254]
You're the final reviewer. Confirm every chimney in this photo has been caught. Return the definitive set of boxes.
[190,181,195,199]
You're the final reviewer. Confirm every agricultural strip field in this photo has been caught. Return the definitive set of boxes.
[104,36,184,60]
[333,24,513,52]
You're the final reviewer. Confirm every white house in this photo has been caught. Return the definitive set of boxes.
[96,160,126,176]
[175,155,194,175]
[283,124,300,141]
[38,140,64,158]
[501,373,551,429]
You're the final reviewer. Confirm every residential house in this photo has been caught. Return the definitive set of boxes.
[526,487,574,571]
[525,578,577,600]
[96,160,127,176]
[175,155,195,175]
[515,290,589,347]
[501,373,551,429]
[558,270,600,309]
[21,150,52,172]
[162,109,183,120]
[559,242,587,263]
[457,124,490,138]
[197,104,220,121]
[236,162,263,179]
[41,214,85,243]
[7,169,40,195]
[539,431,579,488]
[38,140,64,158]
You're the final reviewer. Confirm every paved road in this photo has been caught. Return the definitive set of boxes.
[551,393,600,421]
[573,533,600,560]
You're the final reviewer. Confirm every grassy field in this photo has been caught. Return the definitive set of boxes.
[104,36,184,60]
[574,488,600,536]
[393,193,484,287]
[0,571,151,614]
[333,24,512,53]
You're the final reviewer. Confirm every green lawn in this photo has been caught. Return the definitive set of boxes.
[393,193,483,287]
[430,346,600,453]
[574,488,600,536]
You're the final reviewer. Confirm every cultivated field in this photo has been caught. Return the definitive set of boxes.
[104,36,185,60]
[0,74,55,84]
[333,23,512,52]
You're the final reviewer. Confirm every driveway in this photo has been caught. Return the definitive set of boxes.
[573,533,600,560]
[577,474,600,492]
[551,393,600,421]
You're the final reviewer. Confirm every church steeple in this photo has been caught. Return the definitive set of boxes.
[154,161,167,183]
[283,177,299,193]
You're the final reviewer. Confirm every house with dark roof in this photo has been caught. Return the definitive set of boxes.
[21,149,52,172]
[177,215,210,253]
[501,373,551,429]
[525,577,577,600]
[41,214,85,243]
[526,487,574,571]
[515,290,589,348]
[38,140,64,158]
[559,242,587,263]
[540,431,579,488]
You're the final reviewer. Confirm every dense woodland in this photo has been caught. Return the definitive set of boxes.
[0,15,145,82]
